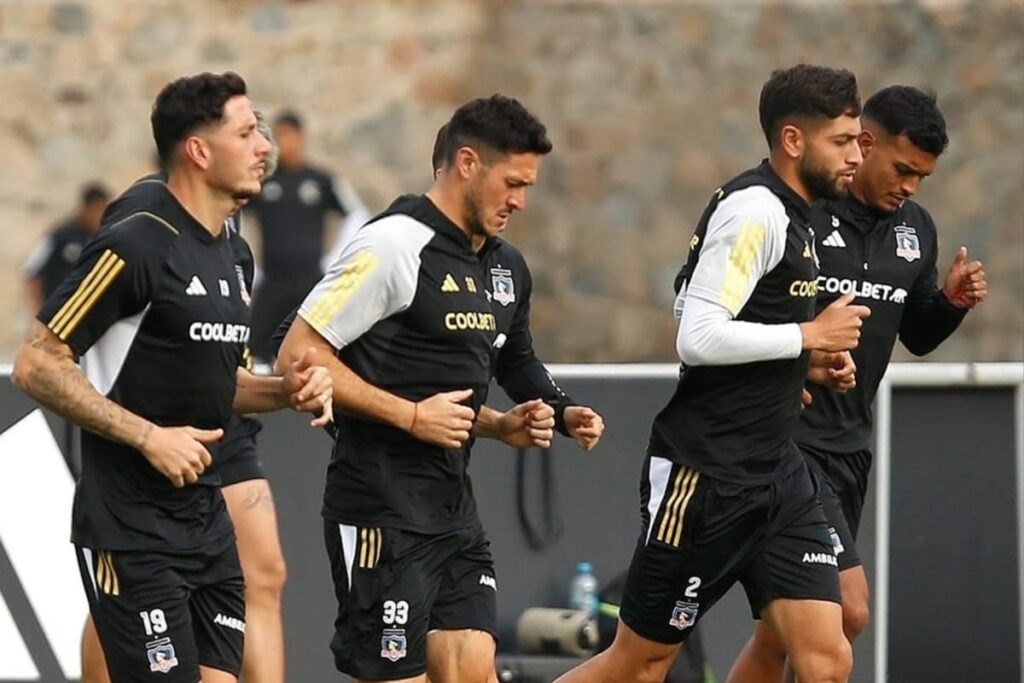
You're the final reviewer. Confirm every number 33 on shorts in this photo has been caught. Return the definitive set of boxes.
[382,599,409,625]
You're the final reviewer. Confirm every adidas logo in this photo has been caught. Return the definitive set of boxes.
[185,275,208,296]
[441,273,460,293]
[822,230,847,248]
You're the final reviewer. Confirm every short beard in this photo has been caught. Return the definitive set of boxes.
[798,155,847,202]
[463,184,487,238]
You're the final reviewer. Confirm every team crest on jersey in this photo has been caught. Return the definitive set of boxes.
[380,629,408,662]
[235,265,251,306]
[299,179,321,205]
[146,637,179,673]
[894,225,921,262]
[490,268,515,306]
[62,242,83,263]
[668,601,699,630]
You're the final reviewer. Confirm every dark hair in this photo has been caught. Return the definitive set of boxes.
[80,182,110,206]
[759,65,861,149]
[151,71,248,166]
[863,85,948,156]
[431,123,448,172]
[274,110,303,132]
[437,94,552,169]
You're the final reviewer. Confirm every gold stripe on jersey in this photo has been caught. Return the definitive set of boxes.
[720,221,766,313]
[374,529,382,567]
[58,258,127,340]
[49,250,125,338]
[304,250,380,333]
[359,528,368,568]
[670,470,700,547]
[241,346,254,372]
[656,467,688,543]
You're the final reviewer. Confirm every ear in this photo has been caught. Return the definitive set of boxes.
[454,146,480,180]
[858,129,876,159]
[183,135,211,171]
[780,123,804,159]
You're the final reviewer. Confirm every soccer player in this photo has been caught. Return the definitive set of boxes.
[727,86,988,683]
[244,110,368,361]
[554,64,870,683]
[275,95,560,682]
[12,71,331,683]
[78,115,292,683]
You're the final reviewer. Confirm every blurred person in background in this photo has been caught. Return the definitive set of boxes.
[23,182,111,316]
[727,85,988,683]
[244,110,368,361]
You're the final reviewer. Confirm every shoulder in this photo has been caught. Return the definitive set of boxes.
[713,185,789,231]
[349,214,435,256]
[102,175,173,226]
[96,211,180,260]
[899,199,937,232]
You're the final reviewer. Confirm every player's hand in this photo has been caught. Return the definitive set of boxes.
[565,406,605,451]
[494,399,555,449]
[807,350,857,393]
[800,293,871,351]
[942,246,987,310]
[282,347,334,427]
[410,389,476,448]
[140,426,222,488]
[801,388,813,408]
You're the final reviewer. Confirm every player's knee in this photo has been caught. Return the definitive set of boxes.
[604,639,676,683]
[841,597,869,640]
[793,637,852,683]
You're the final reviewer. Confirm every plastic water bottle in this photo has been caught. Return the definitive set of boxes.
[569,561,599,618]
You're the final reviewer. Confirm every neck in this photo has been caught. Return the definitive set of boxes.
[425,180,473,242]
[768,154,813,205]
[849,178,869,207]
[166,170,233,237]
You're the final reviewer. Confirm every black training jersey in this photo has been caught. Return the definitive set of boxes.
[796,195,965,453]
[478,237,575,435]
[40,184,253,553]
[648,162,817,484]
[23,218,94,300]
[271,235,576,436]
[103,174,263,460]
[245,165,358,280]
[299,194,496,534]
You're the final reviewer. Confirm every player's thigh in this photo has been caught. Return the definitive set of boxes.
[427,527,498,681]
[621,461,766,645]
[426,629,496,683]
[221,478,286,585]
[199,665,239,683]
[187,543,246,679]
[76,546,200,683]
[759,597,848,670]
[323,520,447,681]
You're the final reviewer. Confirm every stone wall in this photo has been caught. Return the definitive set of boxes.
[1,0,1020,362]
